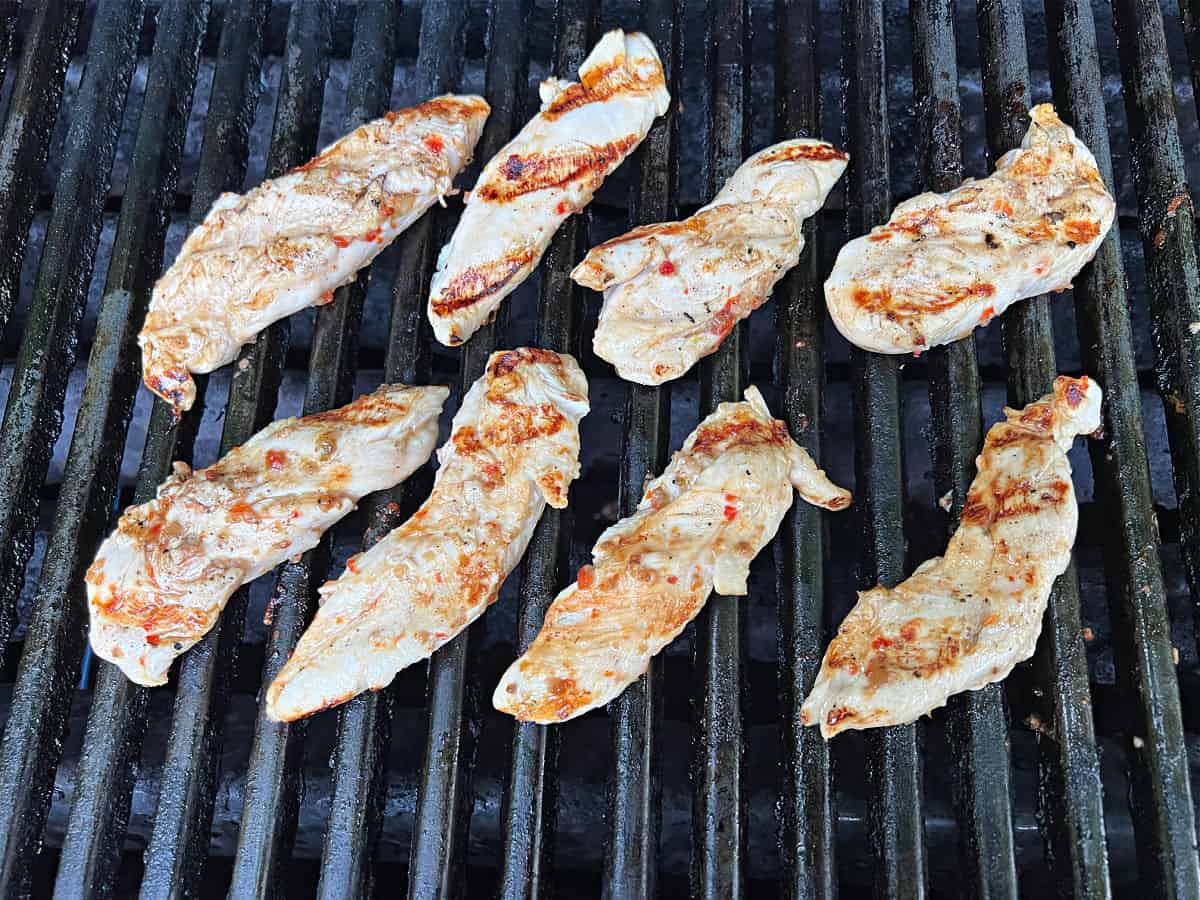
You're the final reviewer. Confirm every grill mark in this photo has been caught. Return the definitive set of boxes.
[756,142,848,163]
[850,279,995,316]
[689,412,789,456]
[476,135,640,203]
[541,57,665,121]
[431,246,538,315]
[489,347,564,378]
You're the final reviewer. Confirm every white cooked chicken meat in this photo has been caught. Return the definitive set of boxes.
[87,384,448,686]
[266,348,589,722]
[140,95,489,412]
[825,104,1115,354]
[575,139,847,385]
[427,29,670,347]
[800,375,1101,738]
[493,386,850,723]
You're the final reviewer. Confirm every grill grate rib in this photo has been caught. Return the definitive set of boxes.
[911,2,1019,896]
[772,0,836,896]
[599,2,678,897]
[0,1,1196,894]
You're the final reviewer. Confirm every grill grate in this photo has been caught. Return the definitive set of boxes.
[0,0,1198,896]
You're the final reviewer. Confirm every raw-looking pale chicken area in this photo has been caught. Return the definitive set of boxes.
[825,104,1115,354]
[577,140,847,384]
[493,386,850,723]
[800,376,1102,738]
[427,29,670,347]
[87,384,448,686]
[266,349,589,722]
[140,95,489,412]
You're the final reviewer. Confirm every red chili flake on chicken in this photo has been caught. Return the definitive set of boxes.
[332,235,351,248]
[555,200,569,215]
[979,305,995,323]
[659,260,676,276]
[364,227,382,243]
[667,575,679,585]
[145,633,161,646]
[424,136,444,154]
[709,298,740,337]
[577,565,596,590]
[871,635,893,651]
[723,504,738,522]
[265,449,287,470]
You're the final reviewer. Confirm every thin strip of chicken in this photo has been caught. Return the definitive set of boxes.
[825,104,1115,354]
[427,30,670,347]
[87,384,449,686]
[493,386,851,723]
[140,95,489,412]
[800,375,1102,738]
[575,140,847,385]
[265,348,589,722]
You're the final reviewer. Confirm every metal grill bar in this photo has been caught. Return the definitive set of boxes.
[494,3,592,895]
[0,0,142,668]
[843,0,928,895]
[476,0,568,895]
[1041,1,1168,896]
[1181,0,1200,122]
[0,0,83,344]
[972,3,1115,897]
[772,0,835,895]
[136,4,332,895]
[315,5,465,896]
[397,5,479,898]
[228,5,394,897]
[0,2,203,895]
[1108,0,1200,894]
[599,1,677,897]
[50,3,268,895]
[692,1,748,895]
[909,3,1018,896]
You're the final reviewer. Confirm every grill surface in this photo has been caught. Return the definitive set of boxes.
[0,0,1198,897]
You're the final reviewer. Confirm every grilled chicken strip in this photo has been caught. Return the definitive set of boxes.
[576,140,847,384]
[801,376,1101,738]
[140,95,489,412]
[493,386,850,723]
[266,349,589,722]
[87,384,448,686]
[427,30,670,347]
[825,104,1115,354]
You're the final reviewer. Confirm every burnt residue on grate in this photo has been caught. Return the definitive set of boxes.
[0,0,1199,897]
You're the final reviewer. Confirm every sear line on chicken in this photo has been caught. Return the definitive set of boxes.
[825,104,1115,355]
[427,30,670,347]
[493,386,850,723]
[140,95,489,412]
[87,384,449,686]
[800,375,1102,738]
[266,348,589,722]
[576,140,847,385]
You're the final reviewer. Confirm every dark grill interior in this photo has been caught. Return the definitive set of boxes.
[0,0,1199,896]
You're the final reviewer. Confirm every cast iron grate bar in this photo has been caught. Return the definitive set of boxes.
[0,1,203,895]
[772,0,835,895]
[598,1,677,897]
[844,0,928,895]
[50,2,269,895]
[481,3,538,892]
[494,3,595,897]
[692,0,748,895]
[137,3,333,896]
[0,0,83,345]
[910,3,1018,897]
[1109,0,1200,893]
[974,2,1121,896]
[315,4,466,896]
[228,4,395,897]
[0,0,142,670]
